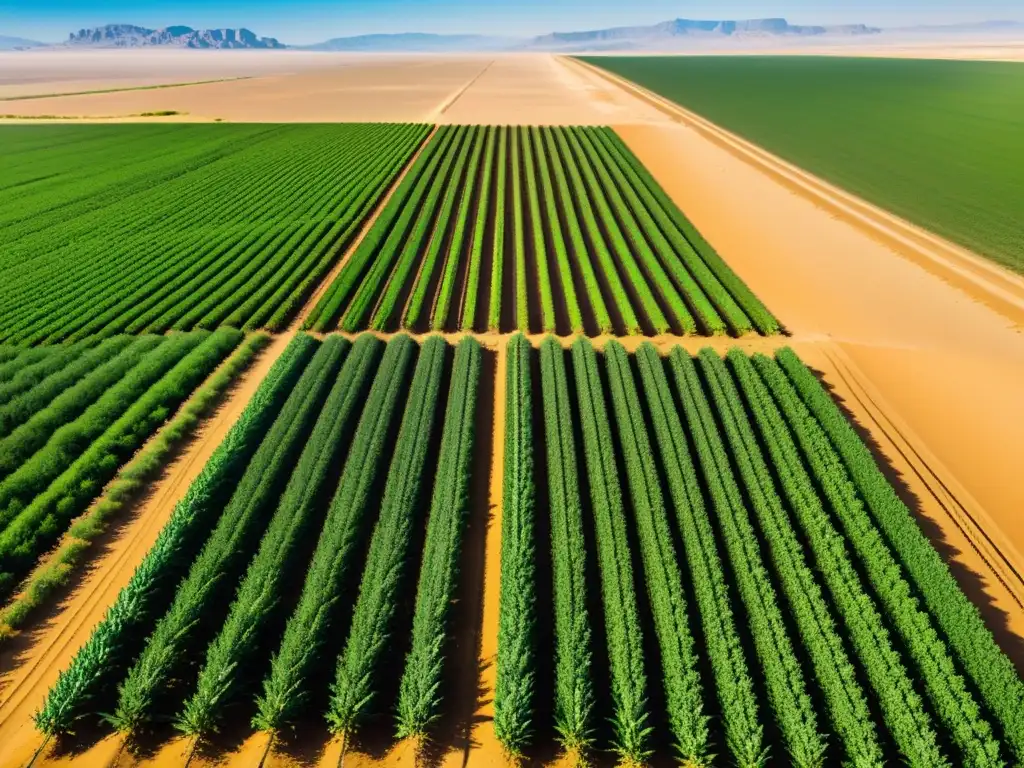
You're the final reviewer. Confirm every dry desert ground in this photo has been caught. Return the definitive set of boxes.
[0,48,1022,768]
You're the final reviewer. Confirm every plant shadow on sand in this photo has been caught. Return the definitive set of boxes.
[813,366,1024,678]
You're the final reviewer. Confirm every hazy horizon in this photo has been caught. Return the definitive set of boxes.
[4,1,1022,45]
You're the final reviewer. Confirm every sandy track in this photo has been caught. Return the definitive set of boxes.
[464,342,506,765]
[0,334,293,766]
[568,56,1024,326]
[437,54,672,126]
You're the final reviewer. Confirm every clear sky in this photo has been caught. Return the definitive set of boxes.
[3,0,1021,45]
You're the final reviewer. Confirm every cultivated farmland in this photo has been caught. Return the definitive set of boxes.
[496,335,1024,768]
[0,329,242,602]
[582,56,1024,275]
[36,332,485,759]
[305,125,779,337]
[0,124,428,344]
[1,50,1022,768]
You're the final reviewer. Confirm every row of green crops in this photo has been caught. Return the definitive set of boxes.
[0,330,242,601]
[493,335,1022,767]
[0,124,429,344]
[306,125,780,337]
[580,56,1024,275]
[36,332,485,760]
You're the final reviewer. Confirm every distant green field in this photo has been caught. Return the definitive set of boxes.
[582,56,1024,275]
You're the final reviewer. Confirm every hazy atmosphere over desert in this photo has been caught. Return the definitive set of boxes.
[0,2,1022,767]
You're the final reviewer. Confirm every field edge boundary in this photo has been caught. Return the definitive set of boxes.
[819,341,1024,613]
[566,55,1024,329]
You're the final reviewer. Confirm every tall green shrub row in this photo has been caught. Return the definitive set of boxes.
[537,337,595,759]
[494,335,538,756]
[746,353,1007,766]
[570,338,649,763]
[328,337,448,739]
[404,127,478,329]
[432,129,487,331]
[527,127,578,333]
[632,344,763,766]
[35,333,317,736]
[396,337,481,740]
[673,349,825,767]
[602,341,708,763]
[460,127,497,329]
[0,330,242,596]
[177,336,385,738]
[253,335,414,734]
[108,335,344,734]
[775,348,1024,762]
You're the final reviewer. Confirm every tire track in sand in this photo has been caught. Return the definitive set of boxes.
[0,333,295,766]
[819,342,1024,612]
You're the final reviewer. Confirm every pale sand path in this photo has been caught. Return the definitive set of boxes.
[437,53,672,125]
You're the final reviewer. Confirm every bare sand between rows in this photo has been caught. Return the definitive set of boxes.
[0,334,293,768]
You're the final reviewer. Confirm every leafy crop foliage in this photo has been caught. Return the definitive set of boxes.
[0,330,240,601]
[37,334,485,756]
[307,125,778,336]
[506,338,1021,767]
[583,56,1024,274]
[0,124,429,343]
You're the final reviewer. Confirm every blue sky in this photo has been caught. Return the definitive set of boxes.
[3,0,1021,44]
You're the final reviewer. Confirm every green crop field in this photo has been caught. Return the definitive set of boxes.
[582,56,1024,275]
[495,335,1024,767]
[0,124,428,344]
[4,111,1021,767]
[306,124,780,337]
[0,329,243,602]
[37,332,485,748]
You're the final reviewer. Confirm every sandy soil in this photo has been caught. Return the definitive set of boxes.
[0,54,484,122]
[0,49,341,98]
[437,54,672,125]
[0,51,677,125]
[0,334,293,767]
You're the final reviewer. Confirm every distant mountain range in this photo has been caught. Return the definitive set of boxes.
[3,17,1021,53]
[0,35,46,50]
[301,32,510,52]
[530,17,880,50]
[890,19,1024,33]
[65,24,284,49]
